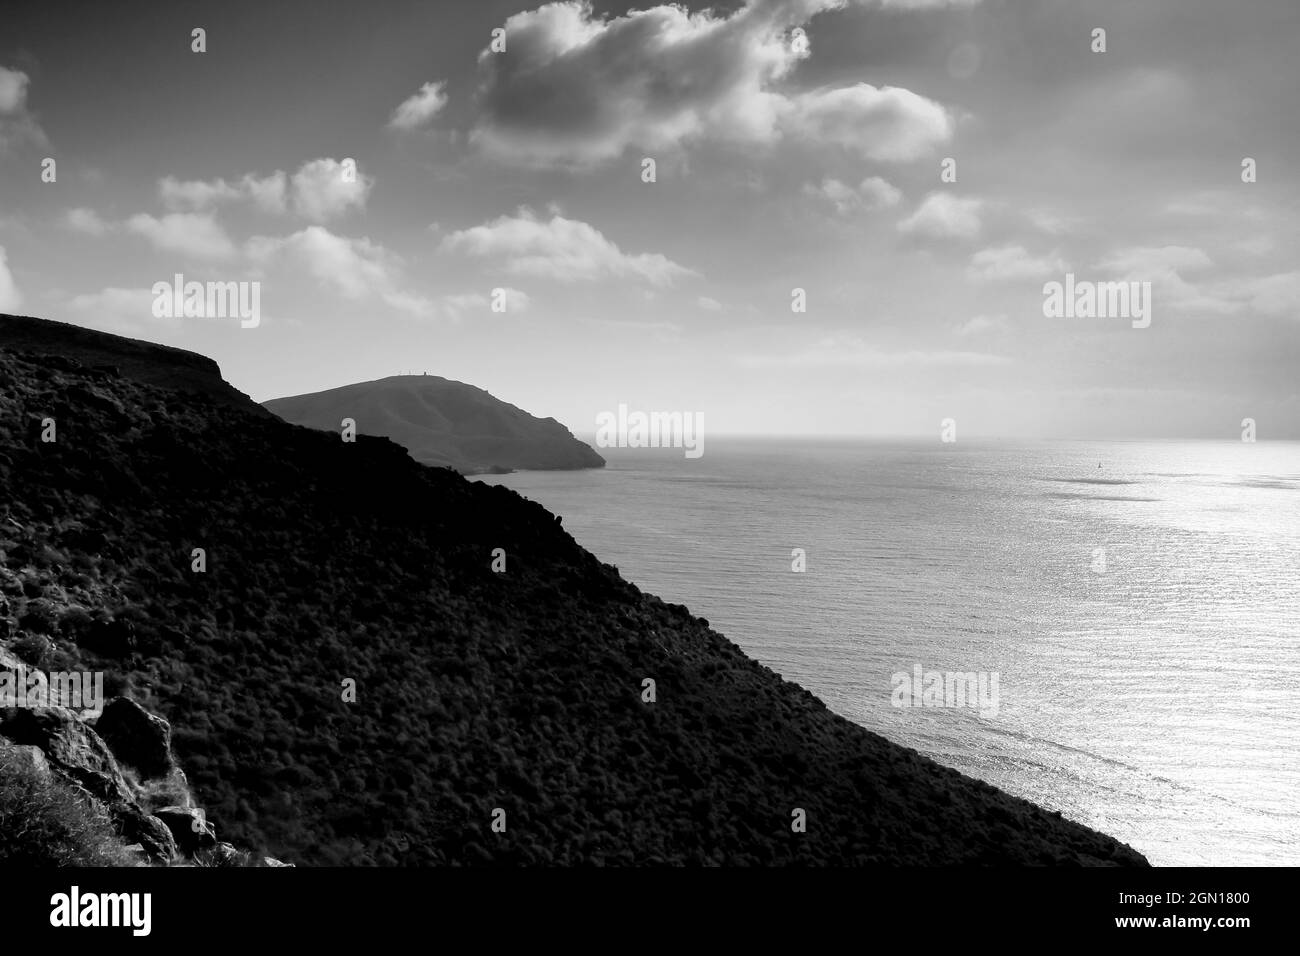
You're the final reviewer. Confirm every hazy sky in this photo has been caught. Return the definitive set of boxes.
[1,0,1297,438]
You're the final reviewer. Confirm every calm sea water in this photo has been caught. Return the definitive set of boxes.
[476,439,1300,866]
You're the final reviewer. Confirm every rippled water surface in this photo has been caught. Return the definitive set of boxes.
[477,439,1300,865]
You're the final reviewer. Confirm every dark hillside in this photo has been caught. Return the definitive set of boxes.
[0,313,268,415]
[265,375,604,475]
[0,316,1147,866]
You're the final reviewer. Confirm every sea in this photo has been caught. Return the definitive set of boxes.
[475,439,1300,866]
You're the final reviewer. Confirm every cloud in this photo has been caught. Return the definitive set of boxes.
[897,192,982,240]
[1163,195,1220,217]
[0,246,21,311]
[738,336,1009,369]
[0,68,27,113]
[466,1,955,166]
[0,66,48,152]
[160,176,241,210]
[389,81,449,131]
[440,287,531,318]
[967,244,1066,282]
[1234,237,1274,257]
[65,287,164,332]
[1102,248,1300,319]
[126,212,237,260]
[290,158,373,222]
[159,172,288,214]
[954,314,1008,336]
[1100,245,1213,276]
[784,84,952,161]
[66,207,111,237]
[246,226,431,316]
[697,296,725,312]
[437,292,491,319]
[582,317,683,342]
[439,208,696,285]
[1096,245,1239,315]
[1238,272,1300,318]
[804,175,901,214]
[1024,208,1080,236]
[494,287,531,313]
[155,160,362,220]
[244,172,290,214]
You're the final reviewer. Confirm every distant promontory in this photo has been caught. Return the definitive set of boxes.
[263,375,605,475]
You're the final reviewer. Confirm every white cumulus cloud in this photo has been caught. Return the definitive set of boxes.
[804,175,902,214]
[66,287,167,332]
[967,245,1066,282]
[125,212,237,260]
[465,1,956,166]
[66,208,111,237]
[290,158,373,222]
[784,84,952,161]
[159,172,288,214]
[439,208,696,285]
[0,246,22,311]
[0,65,48,152]
[897,192,982,240]
[389,81,449,131]
[1097,245,1239,315]
[246,226,431,316]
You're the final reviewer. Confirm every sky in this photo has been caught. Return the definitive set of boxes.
[1,0,1297,439]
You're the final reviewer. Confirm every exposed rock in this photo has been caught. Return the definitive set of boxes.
[0,700,187,861]
[155,806,217,853]
[94,696,174,778]
[0,643,24,671]
[1,636,267,865]
[0,705,135,807]
[0,738,53,783]
[112,808,177,863]
[207,842,243,866]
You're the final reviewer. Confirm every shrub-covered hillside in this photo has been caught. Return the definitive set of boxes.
[0,316,1148,866]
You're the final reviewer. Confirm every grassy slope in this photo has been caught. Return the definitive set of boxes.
[0,325,1148,866]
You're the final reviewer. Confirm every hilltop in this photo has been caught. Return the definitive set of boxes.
[0,314,1147,865]
[264,375,604,475]
[0,313,269,416]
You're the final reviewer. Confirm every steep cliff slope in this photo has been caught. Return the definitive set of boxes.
[0,316,1147,866]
